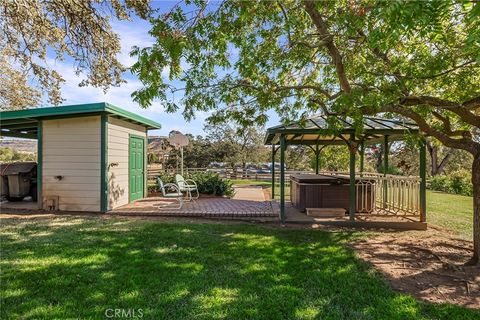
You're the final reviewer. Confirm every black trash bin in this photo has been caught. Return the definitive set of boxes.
[0,162,37,202]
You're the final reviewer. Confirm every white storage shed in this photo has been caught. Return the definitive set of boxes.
[0,102,161,212]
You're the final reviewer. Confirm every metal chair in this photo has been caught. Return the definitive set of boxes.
[175,174,199,200]
[156,177,183,209]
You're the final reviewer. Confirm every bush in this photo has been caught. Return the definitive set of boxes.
[156,172,175,184]
[188,172,235,197]
[153,172,235,197]
[429,175,452,194]
[429,170,472,196]
[377,164,404,176]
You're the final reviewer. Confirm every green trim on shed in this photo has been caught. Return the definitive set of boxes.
[0,102,161,139]
[37,120,43,209]
[100,114,108,213]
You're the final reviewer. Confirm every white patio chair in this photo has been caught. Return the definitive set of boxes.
[156,177,183,209]
[175,174,199,200]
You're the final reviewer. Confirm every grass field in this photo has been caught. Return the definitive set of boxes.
[426,191,473,239]
[1,218,478,319]
[231,179,272,186]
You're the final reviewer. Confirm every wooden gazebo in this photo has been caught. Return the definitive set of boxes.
[264,115,427,229]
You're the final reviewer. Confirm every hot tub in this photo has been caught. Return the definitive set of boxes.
[290,174,374,213]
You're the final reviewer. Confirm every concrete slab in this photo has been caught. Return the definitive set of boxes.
[232,186,266,202]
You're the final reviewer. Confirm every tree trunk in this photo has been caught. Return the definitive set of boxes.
[427,142,438,175]
[427,141,453,176]
[467,151,480,265]
[467,152,480,265]
[375,146,383,172]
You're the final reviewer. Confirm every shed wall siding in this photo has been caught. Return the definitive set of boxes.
[107,116,147,209]
[42,116,101,211]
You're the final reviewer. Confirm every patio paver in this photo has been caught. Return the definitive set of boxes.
[113,187,277,218]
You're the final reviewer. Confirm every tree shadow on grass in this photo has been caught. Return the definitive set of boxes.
[1,217,479,319]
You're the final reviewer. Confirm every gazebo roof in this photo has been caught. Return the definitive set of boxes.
[264,114,419,146]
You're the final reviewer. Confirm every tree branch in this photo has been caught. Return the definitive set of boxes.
[400,95,480,127]
[361,104,479,154]
[303,0,351,93]
[432,111,472,138]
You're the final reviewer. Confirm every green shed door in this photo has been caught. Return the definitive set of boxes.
[129,136,145,201]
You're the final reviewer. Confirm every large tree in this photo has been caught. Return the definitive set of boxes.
[0,0,150,109]
[132,1,480,264]
[205,123,268,172]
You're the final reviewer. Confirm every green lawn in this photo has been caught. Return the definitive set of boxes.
[1,218,478,319]
[427,190,473,240]
[231,179,272,186]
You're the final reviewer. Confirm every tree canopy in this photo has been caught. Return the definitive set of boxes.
[0,0,150,109]
[132,1,480,264]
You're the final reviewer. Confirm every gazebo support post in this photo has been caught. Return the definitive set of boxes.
[271,144,276,199]
[348,135,356,221]
[419,139,427,222]
[383,135,389,209]
[280,135,286,222]
[315,144,320,174]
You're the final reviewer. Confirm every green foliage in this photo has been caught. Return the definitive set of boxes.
[147,152,159,164]
[189,171,235,197]
[147,181,160,194]
[132,2,479,130]
[0,147,36,162]
[157,171,235,197]
[377,164,404,176]
[162,126,269,169]
[309,146,350,171]
[1,0,151,107]
[156,172,175,185]
[429,170,473,196]
[204,123,269,168]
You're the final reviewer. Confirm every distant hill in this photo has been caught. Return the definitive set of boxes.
[0,139,37,153]
[0,136,170,154]
[148,135,170,153]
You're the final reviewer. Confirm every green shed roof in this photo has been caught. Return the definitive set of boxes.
[0,102,161,139]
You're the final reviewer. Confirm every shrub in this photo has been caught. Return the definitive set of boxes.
[152,172,235,197]
[450,170,473,196]
[429,175,452,194]
[157,172,176,184]
[188,172,235,197]
[429,170,472,196]
[147,183,157,194]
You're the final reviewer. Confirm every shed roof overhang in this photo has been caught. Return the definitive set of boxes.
[264,115,419,146]
[0,102,162,139]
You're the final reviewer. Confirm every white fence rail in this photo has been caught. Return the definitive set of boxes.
[317,171,421,216]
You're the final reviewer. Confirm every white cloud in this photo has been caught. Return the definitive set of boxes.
[40,18,166,120]
[111,20,154,68]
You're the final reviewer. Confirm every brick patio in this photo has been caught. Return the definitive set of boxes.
[112,197,278,218]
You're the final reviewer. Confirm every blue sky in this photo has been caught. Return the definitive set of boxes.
[46,1,280,137]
